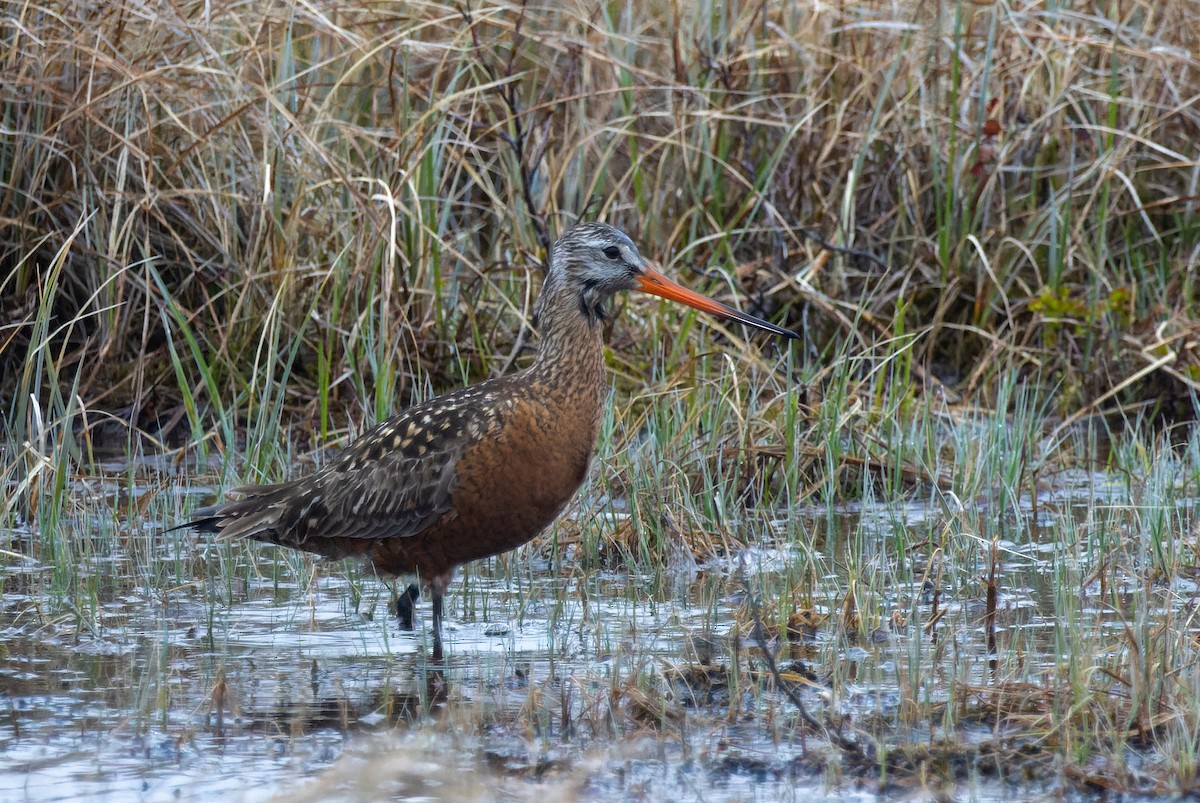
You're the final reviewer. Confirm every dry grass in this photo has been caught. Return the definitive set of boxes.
[3,0,1198,453]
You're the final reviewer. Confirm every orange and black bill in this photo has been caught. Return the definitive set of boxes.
[635,266,798,339]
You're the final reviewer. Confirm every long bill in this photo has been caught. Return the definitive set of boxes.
[635,266,798,339]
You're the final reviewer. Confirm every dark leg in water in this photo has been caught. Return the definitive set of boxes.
[429,573,452,662]
[395,583,421,630]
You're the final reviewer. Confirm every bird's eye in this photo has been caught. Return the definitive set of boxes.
[603,246,621,260]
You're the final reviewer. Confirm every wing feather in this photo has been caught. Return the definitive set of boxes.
[180,381,511,551]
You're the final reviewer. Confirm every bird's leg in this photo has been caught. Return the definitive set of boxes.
[394,583,420,631]
[429,572,453,662]
[430,593,443,661]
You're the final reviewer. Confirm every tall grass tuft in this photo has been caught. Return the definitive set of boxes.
[3,0,1198,460]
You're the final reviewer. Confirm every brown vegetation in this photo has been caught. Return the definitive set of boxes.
[4,0,1198,447]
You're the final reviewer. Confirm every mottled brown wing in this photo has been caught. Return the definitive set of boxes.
[191,383,510,549]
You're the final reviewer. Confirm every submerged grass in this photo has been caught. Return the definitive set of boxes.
[3,0,1200,798]
[5,406,1200,797]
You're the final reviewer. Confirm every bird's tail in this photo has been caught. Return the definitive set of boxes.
[162,515,223,534]
[164,480,301,542]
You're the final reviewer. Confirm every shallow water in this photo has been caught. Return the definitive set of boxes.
[0,467,1187,801]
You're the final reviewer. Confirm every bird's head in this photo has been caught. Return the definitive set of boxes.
[542,222,646,322]
[538,222,797,339]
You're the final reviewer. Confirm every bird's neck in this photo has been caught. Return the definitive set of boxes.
[527,285,606,395]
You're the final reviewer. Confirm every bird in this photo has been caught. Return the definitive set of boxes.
[173,223,797,659]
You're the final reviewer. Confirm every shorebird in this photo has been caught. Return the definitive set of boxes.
[175,223,796,658]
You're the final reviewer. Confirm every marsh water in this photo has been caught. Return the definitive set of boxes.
[0,464,1183,801]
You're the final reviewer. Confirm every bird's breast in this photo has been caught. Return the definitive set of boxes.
[442,382,604,559]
